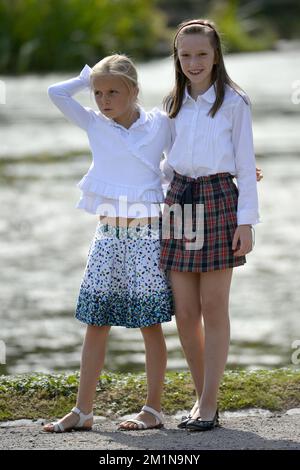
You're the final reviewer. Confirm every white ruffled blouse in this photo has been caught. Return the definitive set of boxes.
[48,64,172,217]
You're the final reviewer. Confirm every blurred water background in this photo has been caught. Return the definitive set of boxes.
[0,44,300,375]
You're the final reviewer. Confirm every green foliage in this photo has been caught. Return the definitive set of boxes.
[220,368,300,410]
[0,0,168,73]
[159,0,300,43]
[0,368,299,421]
[1,0,298,73]
[0,371,81,397]
[208,0,277,52]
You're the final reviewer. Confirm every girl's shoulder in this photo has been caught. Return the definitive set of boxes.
[90,109,117,125]
[143,107,170,129]
[145,106,168,120]
[224,84,251,107]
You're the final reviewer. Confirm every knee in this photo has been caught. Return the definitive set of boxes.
[201,297,229,324]
[202,292,228,312]
[175,306,201,326]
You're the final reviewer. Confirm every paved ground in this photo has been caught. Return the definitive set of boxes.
[0,409,299,450]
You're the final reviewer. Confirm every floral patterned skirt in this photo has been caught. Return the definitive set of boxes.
[75,221,174,328]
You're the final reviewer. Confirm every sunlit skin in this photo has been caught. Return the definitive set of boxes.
[177,32,260,257]
[92,74,139,129]
[177,33,217,98]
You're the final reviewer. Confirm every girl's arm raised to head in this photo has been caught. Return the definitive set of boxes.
[232,97,260,226]
[47,64,94,131]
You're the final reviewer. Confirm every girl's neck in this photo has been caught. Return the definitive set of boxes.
[188,78,213,100]
[113,107,140,129]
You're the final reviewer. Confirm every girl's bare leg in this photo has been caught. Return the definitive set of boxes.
[119,323,167,429]
[199,268,233,420]
[43,324,111,431]
[170,271,205,419]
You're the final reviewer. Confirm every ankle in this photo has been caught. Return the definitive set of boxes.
[199,403,218,415]
[191,399,200,411]
[75,404,93,415]
[144,403,161,413]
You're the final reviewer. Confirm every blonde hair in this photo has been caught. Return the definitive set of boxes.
[90,54,138,94]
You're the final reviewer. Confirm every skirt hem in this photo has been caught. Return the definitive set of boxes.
[75,314,174,329]
[159,260,246,273]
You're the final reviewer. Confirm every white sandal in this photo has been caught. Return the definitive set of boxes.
[42,407,93,433]
[118,405,164,430]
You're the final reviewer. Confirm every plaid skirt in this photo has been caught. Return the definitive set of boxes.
[159,172,246,272]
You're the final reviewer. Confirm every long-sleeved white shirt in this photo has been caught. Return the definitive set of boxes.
[47,64,172,217]
[166,84,260,225]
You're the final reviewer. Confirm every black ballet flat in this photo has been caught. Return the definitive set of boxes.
[186,409,220,432]
[177,414,193,429]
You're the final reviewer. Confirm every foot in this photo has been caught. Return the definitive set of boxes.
[43,409,93,433]
[186,407,220,432]
[178,400,199,429]
[118,406,163,430]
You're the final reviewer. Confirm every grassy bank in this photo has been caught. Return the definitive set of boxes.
[0,368,299,421]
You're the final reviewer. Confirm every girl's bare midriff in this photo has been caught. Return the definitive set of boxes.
[98,215,160,227]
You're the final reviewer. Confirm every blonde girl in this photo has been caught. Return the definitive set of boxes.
[43,54,174,432]
[160,19,260,431]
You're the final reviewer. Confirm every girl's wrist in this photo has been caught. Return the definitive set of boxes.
[79,64,92,86]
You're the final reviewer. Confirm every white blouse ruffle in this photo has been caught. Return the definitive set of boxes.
[76,192,162,217]
[76,173,165,203]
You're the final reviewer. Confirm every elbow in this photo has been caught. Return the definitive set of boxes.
[47,85,55,99]
[47,84,62,100]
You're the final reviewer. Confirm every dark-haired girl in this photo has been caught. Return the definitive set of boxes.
[160,19,261,431]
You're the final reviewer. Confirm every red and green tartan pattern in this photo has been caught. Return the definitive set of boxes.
[159,172,246,272]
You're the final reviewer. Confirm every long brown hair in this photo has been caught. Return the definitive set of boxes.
[164,19,248,118]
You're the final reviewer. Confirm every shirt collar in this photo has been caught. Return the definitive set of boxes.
[183,83,216,105]
[108,105,148,131]
[130,105,148,129]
